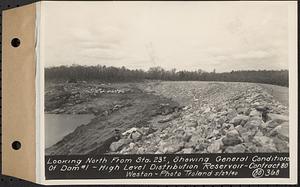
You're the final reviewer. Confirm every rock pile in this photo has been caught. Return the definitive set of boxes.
[108,82,289,154]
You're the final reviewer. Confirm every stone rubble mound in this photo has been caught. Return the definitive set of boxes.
[108,82,289,154]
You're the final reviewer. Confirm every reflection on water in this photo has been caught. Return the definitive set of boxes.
[45,114,94,148]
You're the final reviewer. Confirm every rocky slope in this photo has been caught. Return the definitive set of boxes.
[108,82,289,154]
[45,82,180,155]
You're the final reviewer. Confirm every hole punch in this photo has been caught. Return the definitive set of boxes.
[11,38,21,47]
[12,141,21,150]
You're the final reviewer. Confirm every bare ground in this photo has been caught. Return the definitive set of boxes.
[45,82,180,155]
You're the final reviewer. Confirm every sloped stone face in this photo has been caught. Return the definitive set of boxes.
[108,82,289,154]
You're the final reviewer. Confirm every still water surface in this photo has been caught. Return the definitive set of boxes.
[45,114,94,148]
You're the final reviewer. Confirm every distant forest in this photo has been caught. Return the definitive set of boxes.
[45,65,289,87]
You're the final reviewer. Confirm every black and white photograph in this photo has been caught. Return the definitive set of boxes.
[44,1,290,156]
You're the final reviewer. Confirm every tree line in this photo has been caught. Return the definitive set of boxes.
[45,65,288,87]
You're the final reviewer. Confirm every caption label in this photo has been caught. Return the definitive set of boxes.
[45,153,289,179]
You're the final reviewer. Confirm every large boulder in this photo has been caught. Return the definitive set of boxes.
[249,110,261,118]
[222,123,234,130]
[255,105,269,111]
[224,144,246,153]
[222,130,243,146]
[269,122,289,141]
[122,127,138,136]
[226,129,240,137]
[207,129,221,139]
[110,139,130,152]
[235,125,251,142]
[272,137,289,152]
[230,115,249,126]
[158,136,184,153]
[226,109,238,121]
[131,131,142,141]
[244,117,262,129]
[252,135,272,146]
[188,134,204,147]
[195,142,210,152]
[236,107,248,115]
[207,139,223,153]
[243,142,258,152]
[216,116,226,126]
[240,131,256,143]
[252,134,277,152]
[206,113,217,121]
[235,125,246,134]
[187,131,211,152]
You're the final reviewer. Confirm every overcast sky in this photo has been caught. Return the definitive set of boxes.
[43,1,291,72]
